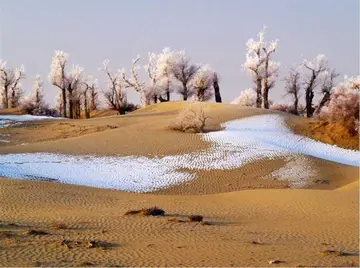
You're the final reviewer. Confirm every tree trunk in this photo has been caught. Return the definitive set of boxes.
[166,89,170,101]
[213,81,222,103]
[90,90,96,111]
[2,85,9,108]
[183,82,188,101]
[84,92,90,119]
[10,88,16,108]
[256,78,262,108]
[62,88,67,118]
[315,91,331,115]
[305,74,316,118]
[293,96,299,115]
[118,106,125,115]
[69,91,73,119]
[305,87,314,118]
[262,81,269,109]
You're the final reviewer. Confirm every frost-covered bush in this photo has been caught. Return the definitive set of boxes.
[231,88,257,107]
[21,75,58,116]
[168,104,211,133]
[318,75,359,135]
[270,103,290,112]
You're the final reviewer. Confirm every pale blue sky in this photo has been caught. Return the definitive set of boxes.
[1,0,359,106]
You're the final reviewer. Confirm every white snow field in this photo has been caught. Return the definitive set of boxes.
[0,114,359,192]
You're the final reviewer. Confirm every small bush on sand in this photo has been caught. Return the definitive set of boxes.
[187,215,204,222]
[52,222,67,230]
[317,75,359,136]
[168,104,211,133]
[23,230,48,236]
[124,206,165,217]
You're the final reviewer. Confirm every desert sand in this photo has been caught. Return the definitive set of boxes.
[0,102,359,267]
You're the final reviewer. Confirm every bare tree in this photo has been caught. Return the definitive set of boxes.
[315,69,339,115]
[212,72,222,103]
[100,60,127,114]
[284,68,301,115]
[0,60,25,109]
[171,50,200,101]
[303,54,328,118]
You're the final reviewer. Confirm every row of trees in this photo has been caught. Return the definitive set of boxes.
[0,48,223,119]
[0,26,357,129]
[234,26,358,124]
[96,48,222,116]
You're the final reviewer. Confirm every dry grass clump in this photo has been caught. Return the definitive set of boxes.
[167,217,185,223]
[188,215,204,222]
[168,104,212,133]
[167,214,211,225]
[319,249,345,256]
[124,206,165,217]
[0,231,17,239]
[23,229,48,236]
[52,221,67,230]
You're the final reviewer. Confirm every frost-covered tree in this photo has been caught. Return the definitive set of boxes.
[147,47,175,102]
[0,60,25,109]
[21,75,50,115]
[33,74,44,106]
[81,75,99,118]
[49,50,84,118]
[66,65,84,119]
[318,75,359,135]
[231,88,257,107]
[49,50,68,117]
[54,92,63,116]
[171,50,200,101]
[191,65,214,101]
[284,68,301,115]
[302,54,328,118]
[242,26,279,109]
[315,69,339,115]
[121,56,148,105]
[100,59,127,114]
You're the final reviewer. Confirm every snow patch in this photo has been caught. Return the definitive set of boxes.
[265,156,319,188]
[0,115,63,128]
[0,114,359,192]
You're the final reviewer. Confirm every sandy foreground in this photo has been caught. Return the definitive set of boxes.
[0,102,359,267]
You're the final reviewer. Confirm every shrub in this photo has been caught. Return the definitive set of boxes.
[168,104,211,133]
[231,88,257,107]
[124,206,165,216]
[318,76,359,135]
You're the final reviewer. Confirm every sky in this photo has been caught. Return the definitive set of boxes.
[0,0,359,106]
